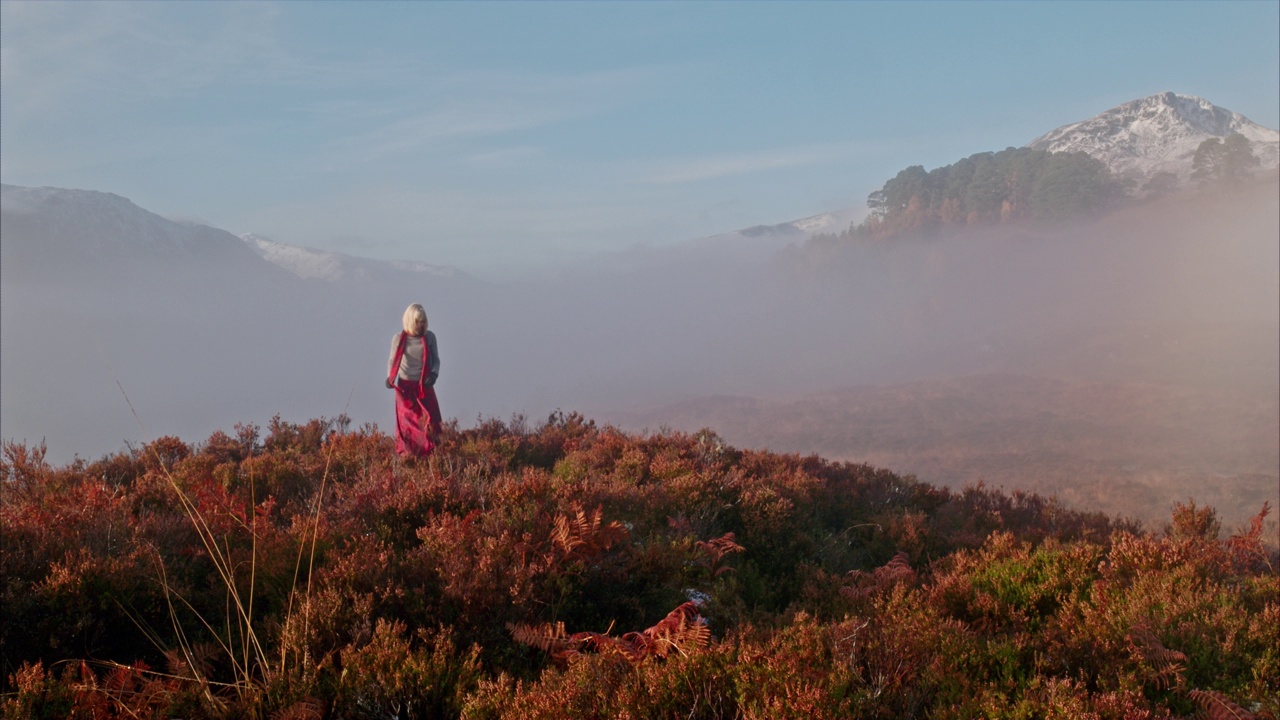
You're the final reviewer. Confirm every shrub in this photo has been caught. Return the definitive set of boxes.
[2,418,1271,718]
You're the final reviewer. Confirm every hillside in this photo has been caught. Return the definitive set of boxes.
[616,179,1280,533]
[609,373,1278,532]
[818,93,1278,246]
[4,177,1276,539]
[2,416,1275,718]
[3,94,1277,555]
[0,185,281,281]
[242,233,473,285]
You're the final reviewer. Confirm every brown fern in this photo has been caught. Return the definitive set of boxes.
[695,532,745,563]
[508,601,710,665]
[1226,502,1272,572]
[164,642,217,680]
[695,532,745,576]
[551,509,588,556]
[506,620,603,662]
[507,620,574,656]
[271,696,324,720]
[1126,624,1186,691]
[77,660,97,687]
[103,663,135,694]
[842,551,917,600]
[637,601,711,659]
[550,504,629,564]
[879,551,914,581]
[1189,689,1256,720]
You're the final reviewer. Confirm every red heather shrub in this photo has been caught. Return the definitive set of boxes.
[334,620,481,719]
[2,415,1274,718]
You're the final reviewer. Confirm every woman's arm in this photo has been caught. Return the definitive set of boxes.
[427,331,440,386]
[388,333,402,387]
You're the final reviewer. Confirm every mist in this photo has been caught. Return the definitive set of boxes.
[456,180,1278,415]
[2,180,1277,528]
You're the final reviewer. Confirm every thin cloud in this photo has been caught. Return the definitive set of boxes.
[2,2,678,180]
[641,142,876,184]
[325,65,668,162]
[464,146,547,168]
[346,103,569,159]
[2,3,379,123]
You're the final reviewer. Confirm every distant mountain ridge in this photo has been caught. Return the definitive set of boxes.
[0,184,469,285]
[699,207,864,245]
[1026,92,1280,185]
[5,93,1274,280]
[242,233,470,284]
[1,184,258,267]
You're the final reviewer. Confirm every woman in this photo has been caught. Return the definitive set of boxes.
[386,303,442,457]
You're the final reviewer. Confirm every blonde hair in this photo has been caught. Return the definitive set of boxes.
[402,304,427,335]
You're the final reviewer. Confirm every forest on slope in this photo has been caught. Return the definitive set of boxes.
[2,415,1275,719]
[811,134,1264,246]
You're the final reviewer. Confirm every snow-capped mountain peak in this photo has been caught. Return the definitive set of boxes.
[241,233,464,283]
[1025,92,1279,184]
[242,234,351,281]
[2,184,262,269]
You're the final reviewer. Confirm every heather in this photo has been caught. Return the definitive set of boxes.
[1,414,1275,719]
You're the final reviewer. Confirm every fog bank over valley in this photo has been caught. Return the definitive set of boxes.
[2,177,1277,530]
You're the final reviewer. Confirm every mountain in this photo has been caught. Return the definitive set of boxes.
[4,94,1277,534]
[1,184,275,280]
[697,207,865,247]
[683,207,866,258]
[544,206,866,278]
[0,184,472,290]
[243,233,471,284]
[1026,92,1280,185]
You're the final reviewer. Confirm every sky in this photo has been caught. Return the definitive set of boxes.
[3,0,1278,277]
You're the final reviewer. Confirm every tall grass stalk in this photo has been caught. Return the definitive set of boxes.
[111,378,352,707]
[282,384,354,672]
[115,381,268,691]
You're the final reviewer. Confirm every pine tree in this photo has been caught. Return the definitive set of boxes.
[1219,133,1260,185]
[1140,171,1179,199]
[1191,137,1225,185]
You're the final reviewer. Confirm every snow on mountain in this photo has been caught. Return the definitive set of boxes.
[242,233,465,284]
[242,234,354,281]
[738,207,865,239]
[790,209,865,235]
[2,184,258,265]
[1025,92,1279,185]
[690,206,866,250]
[1,183,469,292]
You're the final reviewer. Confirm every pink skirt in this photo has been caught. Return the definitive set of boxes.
[394,380,441,457]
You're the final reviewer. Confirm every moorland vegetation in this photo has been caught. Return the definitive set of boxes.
[2,413,1275,718]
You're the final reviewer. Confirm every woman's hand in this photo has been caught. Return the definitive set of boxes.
[385,379,395,389]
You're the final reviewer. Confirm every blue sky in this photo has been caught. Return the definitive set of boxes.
[3,1,1277,276]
